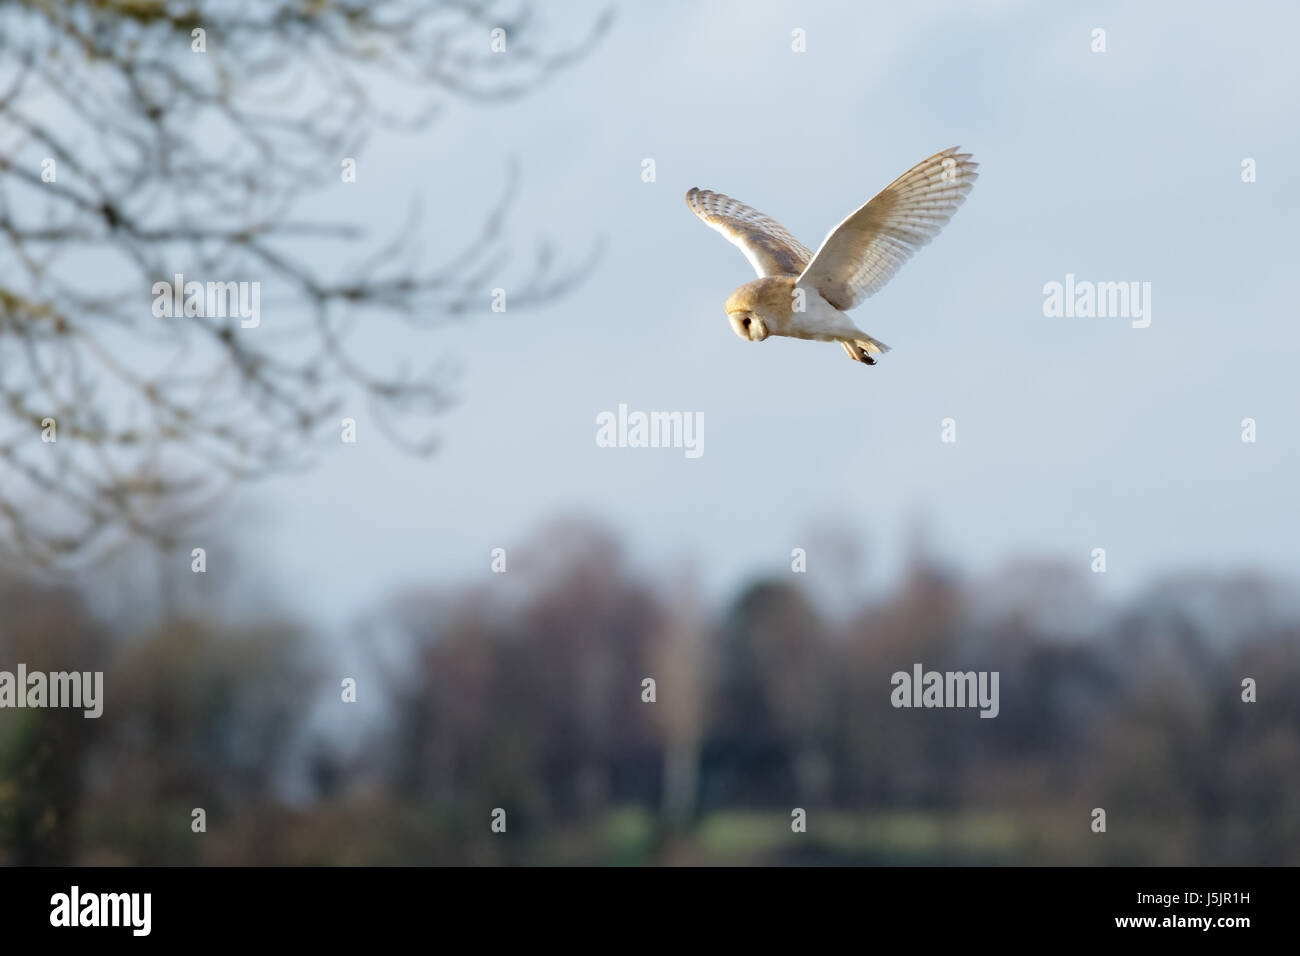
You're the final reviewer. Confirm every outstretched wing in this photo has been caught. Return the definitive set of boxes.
[685,187,813,278]
[797,147,978,311]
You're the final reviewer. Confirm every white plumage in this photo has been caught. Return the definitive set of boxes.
[686,146,978,365]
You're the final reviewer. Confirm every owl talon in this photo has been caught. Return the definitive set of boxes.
[841,341,876,364]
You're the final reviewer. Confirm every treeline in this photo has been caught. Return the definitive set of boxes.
[2,521,1297,865]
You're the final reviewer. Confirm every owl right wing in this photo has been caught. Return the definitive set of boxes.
[685,187,813,278]
[796,147,978,311]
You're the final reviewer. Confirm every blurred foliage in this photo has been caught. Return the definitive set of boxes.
[1,521,1298,865]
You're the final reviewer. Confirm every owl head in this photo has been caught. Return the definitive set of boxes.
[724,276,795,342]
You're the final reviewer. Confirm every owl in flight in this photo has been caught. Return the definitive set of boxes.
[686,146,978,365]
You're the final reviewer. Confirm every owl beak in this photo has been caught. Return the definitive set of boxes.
[729,311,750,341]
[729,311,768,342]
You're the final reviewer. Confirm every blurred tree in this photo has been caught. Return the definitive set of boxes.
[0,0,608,562]
[0,572,108,864]
[837,557,966,808]
[647,566,706,828]
[79,616,314,865]
[380,521,663,859]
[4,525,1299,865]
[704,580,830,809]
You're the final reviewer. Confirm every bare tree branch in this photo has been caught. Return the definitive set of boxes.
[0,0,608,563]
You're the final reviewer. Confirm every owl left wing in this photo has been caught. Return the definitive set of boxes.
[686,188,812,278]
[797,147,978,311]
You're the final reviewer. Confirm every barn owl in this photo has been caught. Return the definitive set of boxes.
[686,146,978,365]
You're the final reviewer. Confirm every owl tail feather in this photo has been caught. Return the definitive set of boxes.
[856,333,891,355]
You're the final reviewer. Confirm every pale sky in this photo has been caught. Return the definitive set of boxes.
[223,0,1299,627]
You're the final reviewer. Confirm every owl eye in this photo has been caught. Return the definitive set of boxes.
[742,317,751,328]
